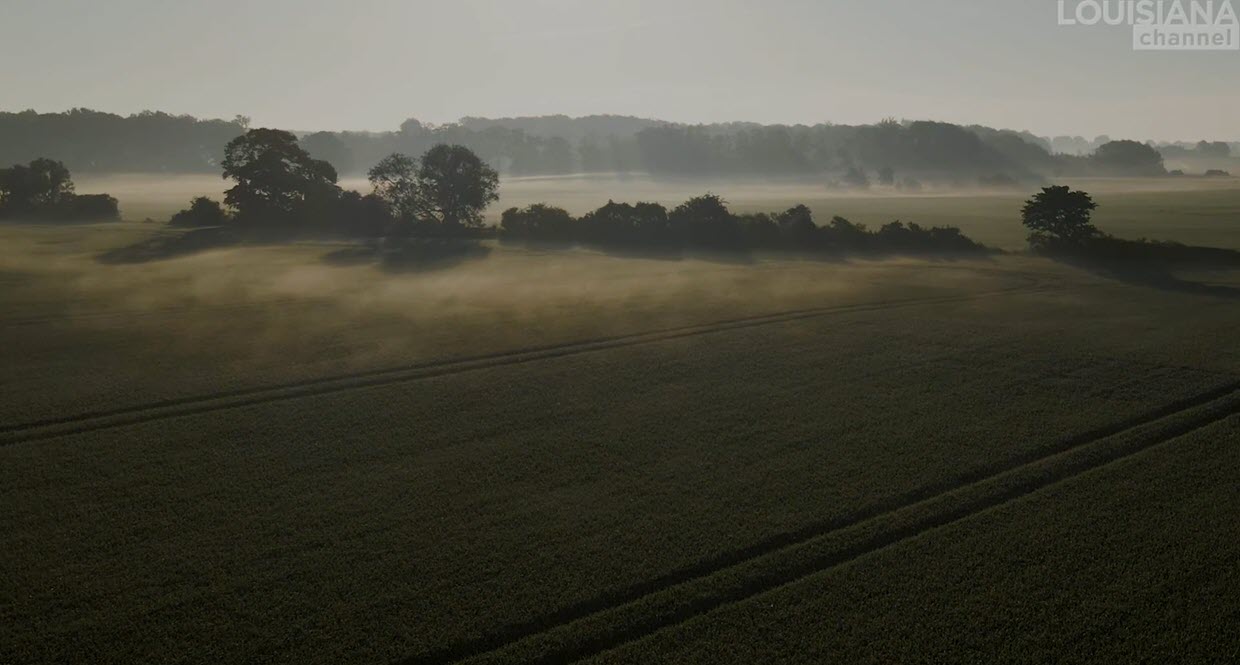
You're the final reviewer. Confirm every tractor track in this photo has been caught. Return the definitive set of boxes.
[388,379,1240,665]
[1,283,1049,445]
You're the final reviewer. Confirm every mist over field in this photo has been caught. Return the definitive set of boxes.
[68,172,1240,250]
[4,2,1240,664]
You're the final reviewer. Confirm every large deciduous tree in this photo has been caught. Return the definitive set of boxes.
[221,128,339,224]
[368,145,499,232]
[411,144,499,229]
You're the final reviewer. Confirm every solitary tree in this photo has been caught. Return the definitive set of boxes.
[221,128,339,224]
[1021,186,1099,250]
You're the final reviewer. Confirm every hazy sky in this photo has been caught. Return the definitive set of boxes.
[2,0,1237,140]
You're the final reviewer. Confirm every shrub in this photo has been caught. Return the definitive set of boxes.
[500,204,575,242]
[55,194,119,222]
[332,191,393,237]
[821,216,870,250]
[577,200,671,246]
[735,213,780,248]
[169,197,228,227]
[671,194,740,248]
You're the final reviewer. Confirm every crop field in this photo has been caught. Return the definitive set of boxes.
[3,184,1240,664]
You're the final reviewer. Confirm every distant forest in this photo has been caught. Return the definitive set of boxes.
[1,108,1235,183]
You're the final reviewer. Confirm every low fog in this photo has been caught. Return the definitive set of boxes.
[68,172,1240,252]
[0,217,1032,429]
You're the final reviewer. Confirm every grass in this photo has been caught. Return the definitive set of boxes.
[2,185,1240,663]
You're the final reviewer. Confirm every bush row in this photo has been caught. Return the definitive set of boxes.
[500,195,989,255]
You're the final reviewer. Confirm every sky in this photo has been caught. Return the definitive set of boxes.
[1,0,1237,140]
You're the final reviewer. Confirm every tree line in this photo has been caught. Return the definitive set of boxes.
[5,108,1223,183]
[0,109,247,173]
[500,197,988,255]
[159,127,989,256]
[7,124,1229,267]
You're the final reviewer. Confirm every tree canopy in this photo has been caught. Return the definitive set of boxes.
[0,158,74,215]
[501,194,987,257]
[1021,186,1099,250]
[413,145,500,229]
[367,153,420,221]
[369,145,499,231]
[1092,140,1165,176]
[221,129,339,224]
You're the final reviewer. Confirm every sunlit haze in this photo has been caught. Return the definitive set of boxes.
[2,0,1237,139]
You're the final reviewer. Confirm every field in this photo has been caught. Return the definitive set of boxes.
[3,181,1240,663]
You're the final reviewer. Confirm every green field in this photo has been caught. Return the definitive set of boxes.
[3,183,1240,663]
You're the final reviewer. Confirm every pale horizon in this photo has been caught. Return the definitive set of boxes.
[2,0,1237,143]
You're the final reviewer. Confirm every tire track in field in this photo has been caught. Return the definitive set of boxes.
[0,283,1048,445]
[394,379,1240,665]
[550,394,1240,665]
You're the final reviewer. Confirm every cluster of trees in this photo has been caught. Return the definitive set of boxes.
[170,128,988,257]
[0,159,118,222]
[9,109,1225,184]
[1048,140,1169,177]
[632,120,1056,183]
[1158,140,1233,159]
[1158,140,1238,177]
[170,129,499,238]
[1048,135,1115,156]
[501,195,987,256]
[1096,140,1167,175]
[366,146,499,233]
